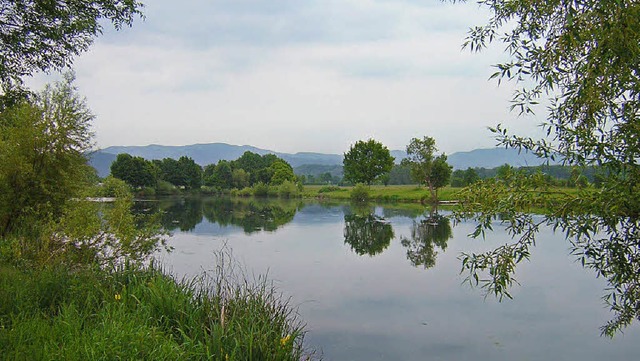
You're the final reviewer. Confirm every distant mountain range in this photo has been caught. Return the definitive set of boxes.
[88,142,553,178]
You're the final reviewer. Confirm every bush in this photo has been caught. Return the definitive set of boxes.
[350,183,370,202]
[278,181,299,198]
[253,182,270,197]
[96,176,131,198]
[236,187,253,197]
[318,185,342,193]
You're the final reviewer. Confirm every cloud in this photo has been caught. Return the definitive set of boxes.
[27,0,544,155]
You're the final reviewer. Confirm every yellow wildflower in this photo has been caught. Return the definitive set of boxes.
[114,293,121,301]
[280,334,291,347]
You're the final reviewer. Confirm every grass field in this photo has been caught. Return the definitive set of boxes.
[302,184,462,203]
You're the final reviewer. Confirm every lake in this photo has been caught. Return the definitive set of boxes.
[142,196,640,360]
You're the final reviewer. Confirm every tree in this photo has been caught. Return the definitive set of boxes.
[0,76,165,266]
[231,168,250,189]
[157,158,181,186]
[0,0,143,102]
[269,160,296,185]
[204,160,233,189]
[343,139,394,185]
[110,153,156,189]
[451,168,481,187]
[0,73,93,236]
[401,136,452,203]
[451,0,640,336]
[177,156,202,190]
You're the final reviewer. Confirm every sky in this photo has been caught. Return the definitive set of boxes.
[28,0,546,155]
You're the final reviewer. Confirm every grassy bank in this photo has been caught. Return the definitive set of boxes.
[0,258,310,360]
[300,184,590,208]
[301,184,461,203]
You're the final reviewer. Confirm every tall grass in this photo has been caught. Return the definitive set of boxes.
[0,253,313,360]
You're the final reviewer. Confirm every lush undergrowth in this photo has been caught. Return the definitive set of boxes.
[0,258,311,360]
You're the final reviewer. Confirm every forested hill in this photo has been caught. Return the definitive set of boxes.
[446,148,556,170]
[88,143,552,178]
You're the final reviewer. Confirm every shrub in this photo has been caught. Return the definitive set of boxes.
[236,187,253,197]
[96,176,131,198]
[318,185,342,193]
[252,182,270,197]
[278,181,299,198]
[350,183,370,202]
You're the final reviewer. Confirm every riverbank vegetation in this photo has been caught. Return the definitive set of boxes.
[0,76,311,359]
[0,261,307,360]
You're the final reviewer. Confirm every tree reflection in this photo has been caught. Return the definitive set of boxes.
[400,212,452,269]
[202,197,299,234]
[157,197,204,232]
[343,204,394,256]
[142,197,300,234]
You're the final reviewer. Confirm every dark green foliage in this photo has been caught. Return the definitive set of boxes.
[450,168,480,187]
[204,160,233,189]
[233,151,268,184]
[343,139,394,185]
[156,156,202,190]
[110,153,157,189]
[0,0,144,103]
[223,152,297,189]
[177,156,203,189]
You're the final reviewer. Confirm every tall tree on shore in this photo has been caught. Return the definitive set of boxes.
[110,153,156,189]
[402,136,452,203]
[0,73,94,236]
[343,139,394,185]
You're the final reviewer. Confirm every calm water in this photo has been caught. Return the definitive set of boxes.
[144,197,640,360]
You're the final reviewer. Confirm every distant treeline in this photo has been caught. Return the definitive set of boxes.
[109,150,602,192]
[109,151,298,195]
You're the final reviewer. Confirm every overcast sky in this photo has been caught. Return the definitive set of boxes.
[28,0,546,155]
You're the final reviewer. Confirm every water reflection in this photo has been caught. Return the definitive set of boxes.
[341,203,453,268]
[400,213,452,269]
[149,197,640,360]
[148,197,301,234]
[159,197,203,232]
[343,211,394,256]
[202,197,300,233]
